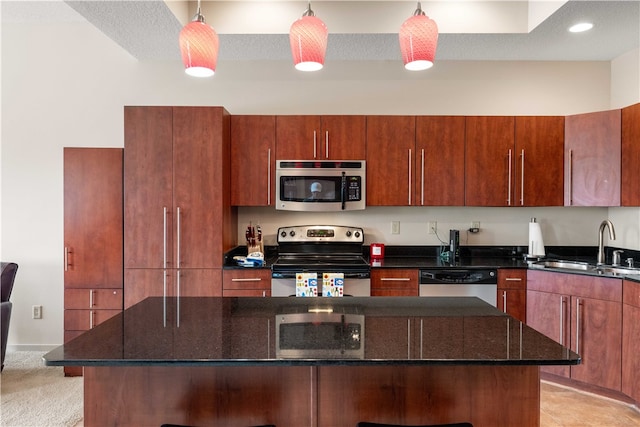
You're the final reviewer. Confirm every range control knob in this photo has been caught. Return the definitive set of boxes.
[280,231,287,238]
[289,230,296,237]
[354,231,361,238]
[346,230,352,237]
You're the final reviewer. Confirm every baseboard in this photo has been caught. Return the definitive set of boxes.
[6,344,59,352]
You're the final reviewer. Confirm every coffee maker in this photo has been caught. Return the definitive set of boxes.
[449,230,460,262]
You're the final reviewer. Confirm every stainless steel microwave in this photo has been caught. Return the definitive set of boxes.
[276,311,365,359]
[275,160,366,211]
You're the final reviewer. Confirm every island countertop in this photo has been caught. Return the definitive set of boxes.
[45,296,579,368]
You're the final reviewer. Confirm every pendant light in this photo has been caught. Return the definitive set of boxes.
[289,2,328,72]
[399,2,438,71]
[179,0,219,77]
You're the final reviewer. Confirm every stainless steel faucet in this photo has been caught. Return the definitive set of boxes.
[597,220,616,265]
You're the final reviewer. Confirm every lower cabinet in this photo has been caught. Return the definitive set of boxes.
[370,269,419,296]
[526,270,622,391]
[622,279,640,405]
[497,269,526,322]
[222,269,272,297]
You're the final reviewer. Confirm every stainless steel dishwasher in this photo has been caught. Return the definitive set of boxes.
[419,268,498,306]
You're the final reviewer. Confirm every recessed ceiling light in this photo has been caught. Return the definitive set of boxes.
[569,22,594,33]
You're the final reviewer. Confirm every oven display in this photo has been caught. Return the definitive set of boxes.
[307,229,335,238]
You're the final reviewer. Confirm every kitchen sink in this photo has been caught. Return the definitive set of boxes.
[532,259,640,276]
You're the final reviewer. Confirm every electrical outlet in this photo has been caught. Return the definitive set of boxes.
[428,221,437,234]
[32,305,42,319]
[391,221,400,235]
[471,221,480,229]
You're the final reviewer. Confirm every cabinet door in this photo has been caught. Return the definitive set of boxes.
[320,115,366,160]
[177,268,223,297]
[124,106,173,268]
[64,148,123,288]
[64,309,121,331]
[276,115,321,159]
[621,103,640,206]
[415,116,465,206]
[570,296,622,391]
[65,289,122,310]
[365,317,411,358]
[124,269,167,308]
[465,116,515,206]
[565,109,621,206]
[515,116,564,206]
[498,269,527,322]
[173,107,228,269]
[371,269,418,296]
[230,115,276,206]
[622,300,640,402]
[526,289,570,378]
[366,116,416,206]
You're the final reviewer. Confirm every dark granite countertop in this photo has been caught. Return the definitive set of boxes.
[44,296,579,368]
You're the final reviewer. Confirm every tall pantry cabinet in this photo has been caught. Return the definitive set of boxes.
[64,148,124,376]
[124,106,237,308]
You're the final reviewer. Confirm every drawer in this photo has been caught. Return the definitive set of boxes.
[223,269,271,290]
[223,289,271,297]
[64,309,121,331]
[623,279,640,308]
[65,288,123,309]
[498,269,527,290]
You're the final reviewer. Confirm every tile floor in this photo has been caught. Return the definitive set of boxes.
[541,381,640,426]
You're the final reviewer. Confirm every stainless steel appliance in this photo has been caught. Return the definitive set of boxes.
[276,306,364,359]
[271,225,371,297]
[275,160,365,211]
[419,268,498,306]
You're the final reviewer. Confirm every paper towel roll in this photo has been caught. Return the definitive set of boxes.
[528,220,545,257]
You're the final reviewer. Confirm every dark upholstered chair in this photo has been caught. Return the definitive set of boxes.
[357,423,473,427]
[1,262,18,371]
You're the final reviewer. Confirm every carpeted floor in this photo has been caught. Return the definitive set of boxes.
[0,351,83,427]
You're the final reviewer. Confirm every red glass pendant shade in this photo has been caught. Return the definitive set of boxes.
[399,5,438,71]
[290,14,328,71]
[179,16,219,77]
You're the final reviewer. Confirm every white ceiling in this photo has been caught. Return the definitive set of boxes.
[2,1,639,63]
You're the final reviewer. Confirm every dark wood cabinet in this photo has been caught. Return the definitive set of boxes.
[63,148,123,376]
[465,116,515,206]
[497,269,526,322]
[621,103,640,206]
[223,269,271,297]
[622,279,640,405]
[230,115,276,206]
[276,115,365,160]
[124,106,236,308]
[415,116,466,206]
[515,116,565,206]
[366,116,416,206]
[370,269,419,296]
[526,270,622,391]
[564,109,621,206]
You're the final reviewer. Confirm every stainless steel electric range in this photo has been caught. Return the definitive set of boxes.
[271,225,371,297]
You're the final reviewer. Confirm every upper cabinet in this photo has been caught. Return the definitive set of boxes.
[416,116,466,206]
[366,115,416,206]
[622,103,640,206]
[564,109,621,206]
[230,115,276,207]
[514,116,565,206]
[276,115,366,160]
[465,116,515,206]
[125,106,235,269]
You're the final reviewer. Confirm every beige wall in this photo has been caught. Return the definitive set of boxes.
[1,21,638,348]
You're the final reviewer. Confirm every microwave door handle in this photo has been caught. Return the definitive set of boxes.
[341,172,346,210]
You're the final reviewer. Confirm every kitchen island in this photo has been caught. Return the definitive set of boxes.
[44,297,579,427]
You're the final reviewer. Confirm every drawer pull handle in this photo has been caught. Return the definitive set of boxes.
[505,277,522,281]
[380,277,411,281]
[231,278,262,282]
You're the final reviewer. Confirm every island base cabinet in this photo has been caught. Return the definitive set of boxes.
[83,365,540,427]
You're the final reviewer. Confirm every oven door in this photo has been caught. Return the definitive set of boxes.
[271,271,371,297]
